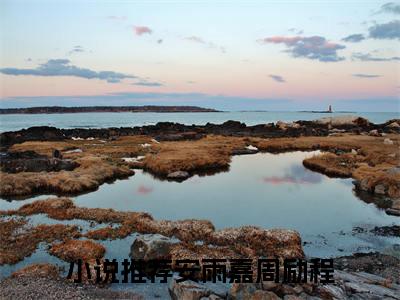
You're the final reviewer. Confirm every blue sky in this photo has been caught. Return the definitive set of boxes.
[0,0,399,111]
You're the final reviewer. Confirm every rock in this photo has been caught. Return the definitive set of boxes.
[53,149,62,159]
[169,279,209,300]
[368,129,380,136]
[167,171,190,180]
[230,283,274,300]
[283,295,300,300]
[318,285,346,300]
[0,151,79,173]
[383,138,394,145]
[351,149,357,155]
[276,121,288,130]
[316,115,369,126]
[169,278,228,300]
[64,148,83,154]
[356,178,370,192]
[130,234,180,260]
[386,208,400,216]
[374,184,387,195]
[231,148,258,155]
[386,121,400,128]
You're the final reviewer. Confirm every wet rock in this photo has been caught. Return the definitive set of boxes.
[49,239,105,262]
[335,252,400,284]
[386,208,400,216]
[167,170,190,180]
[130,234,180,260]
[370,225,400,237]
[335,270,400,299]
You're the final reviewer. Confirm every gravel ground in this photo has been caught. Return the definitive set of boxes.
[0,276,144,300]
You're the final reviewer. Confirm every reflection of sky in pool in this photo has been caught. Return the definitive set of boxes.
[1,151,399,275]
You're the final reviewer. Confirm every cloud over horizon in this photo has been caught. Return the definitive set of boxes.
[368,20,400,39]
[133,80,163,87]
[0,59,136,83]
[134,26,152,36]
[379,2,400,14]
[352,73,381,78]
[342,34,365,43]
[183,36,226,53]
[351,52,400,61]
[258,36,345,62]
[269,74,286,83]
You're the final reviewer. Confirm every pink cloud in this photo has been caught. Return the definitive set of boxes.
[257,35,345,62]
[137,185,153,195]
[134,26,152,36]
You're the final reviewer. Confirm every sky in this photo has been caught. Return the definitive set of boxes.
[0,0,399,111]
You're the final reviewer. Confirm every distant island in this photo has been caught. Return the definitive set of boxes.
[0,106,220,114]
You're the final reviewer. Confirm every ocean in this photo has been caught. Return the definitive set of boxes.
[0,111,397,132]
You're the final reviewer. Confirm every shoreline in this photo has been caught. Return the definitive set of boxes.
[1,116,399,299]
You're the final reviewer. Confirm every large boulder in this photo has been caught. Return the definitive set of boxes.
[316,116,369,127]
[130,234,180,260]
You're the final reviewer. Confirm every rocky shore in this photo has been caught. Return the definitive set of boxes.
[0,116,399,299]
[1,116,399,214]
[1,198,399,299]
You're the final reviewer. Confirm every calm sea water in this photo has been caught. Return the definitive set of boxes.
[0,111,397,132]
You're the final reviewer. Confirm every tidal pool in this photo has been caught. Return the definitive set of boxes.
[69,151,399,257]
[1,151,399,268]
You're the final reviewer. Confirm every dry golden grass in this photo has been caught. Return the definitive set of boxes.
[0,155,133,198]
[142,135,247,176]
[10,135,152,159]
[50,240,105,262]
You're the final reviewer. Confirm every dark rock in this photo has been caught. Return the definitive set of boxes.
[231,148,259,155]
[167,171,190,180]
[0,151,79,173]
[130,234,180,260]
[386,208,400,216]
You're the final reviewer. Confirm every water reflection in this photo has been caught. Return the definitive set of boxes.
[1,151,398,258]
[263,164,323,185]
